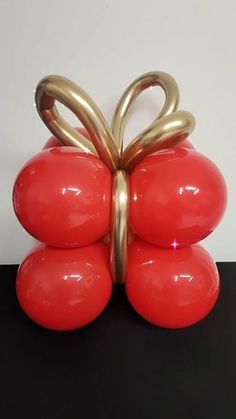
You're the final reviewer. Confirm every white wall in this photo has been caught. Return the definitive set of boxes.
[0,0,235,263]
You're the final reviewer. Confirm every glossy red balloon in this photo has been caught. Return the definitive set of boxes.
[126,238,220,328]
[176,138,194,149]
[130,148,227,247]
[13,147,112,247]
[43,127,90,149]
[16,242,113,330]
[152,137,194,153]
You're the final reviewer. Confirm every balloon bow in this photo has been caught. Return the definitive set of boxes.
[35,71,195,285]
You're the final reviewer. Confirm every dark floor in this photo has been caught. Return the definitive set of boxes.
[0,263,236,419]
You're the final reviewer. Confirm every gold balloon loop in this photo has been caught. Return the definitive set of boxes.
[111,71,180,155]
[120,110,195,171]
[35,75,119,172]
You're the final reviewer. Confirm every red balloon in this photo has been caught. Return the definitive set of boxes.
[177,138,194,149]
[152,137,194,153]
[13,147,112,247]
[43,127,90,150]
[43,136,62,149]
[126,238,220,328]
[16,242,113,330]
[130,148,227,247]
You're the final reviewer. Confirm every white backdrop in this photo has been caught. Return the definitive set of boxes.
[0,0,235,263]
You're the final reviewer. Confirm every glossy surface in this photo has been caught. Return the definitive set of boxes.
[43,127,90,149]
[13,147,112,247]
[16,242,113,330]
[130,148,227,247]
[176,138,194,149]
[151,138,194,157]
[126,238,220,328]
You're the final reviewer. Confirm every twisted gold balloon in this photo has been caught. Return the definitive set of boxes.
[111,71,180,155]
[35,71,195,284]
[35,75,119,172]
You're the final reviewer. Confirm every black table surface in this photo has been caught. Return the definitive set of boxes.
[0,263,236,419]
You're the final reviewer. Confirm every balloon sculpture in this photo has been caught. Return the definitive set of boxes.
[13,72,227,330]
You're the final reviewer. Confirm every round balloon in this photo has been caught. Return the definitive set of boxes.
[130,148,227,247]
[126,238,220,328]
[16,242,113,330]
[13,147,112,248]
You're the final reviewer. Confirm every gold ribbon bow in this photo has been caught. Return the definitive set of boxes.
[35,71,195,285]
